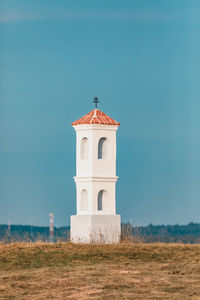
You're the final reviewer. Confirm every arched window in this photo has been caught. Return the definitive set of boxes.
[97,190,103,211]
[81,137,88,160]
[98,137,108,159]
[80,189,88,211]
[97,190,108,212]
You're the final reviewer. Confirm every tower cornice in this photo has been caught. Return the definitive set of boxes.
[72,124,119,131]
[74,176,119,182]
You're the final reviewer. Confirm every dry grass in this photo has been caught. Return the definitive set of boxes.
[0,242,200,299]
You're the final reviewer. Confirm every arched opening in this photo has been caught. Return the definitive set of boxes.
[97,190,107,211]
[80,189,88,211]
[81,137,88,160]
[98,190,103,211]
[98,137,108,159]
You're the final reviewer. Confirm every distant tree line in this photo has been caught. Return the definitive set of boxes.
[121,222,200,243]
[0,225,70,243]
[1,222,200,243]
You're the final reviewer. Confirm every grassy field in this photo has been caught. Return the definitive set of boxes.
[0,242,200,299]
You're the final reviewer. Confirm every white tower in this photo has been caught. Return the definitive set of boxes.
[70,97,121,243]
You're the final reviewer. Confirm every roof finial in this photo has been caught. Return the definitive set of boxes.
[93,96,99,109]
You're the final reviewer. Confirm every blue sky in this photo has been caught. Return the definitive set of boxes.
[0,0,200,226]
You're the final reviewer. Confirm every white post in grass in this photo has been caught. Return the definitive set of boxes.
[49,213,54,243]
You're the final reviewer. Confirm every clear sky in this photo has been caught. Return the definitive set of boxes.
[0,0,200,227]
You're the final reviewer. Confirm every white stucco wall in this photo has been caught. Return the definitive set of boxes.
[71,215,121,243]
[71,123,120,244]
[74,124,118,178]
[75,178,117,215]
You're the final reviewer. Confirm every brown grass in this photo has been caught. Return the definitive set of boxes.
[0,242,200,299]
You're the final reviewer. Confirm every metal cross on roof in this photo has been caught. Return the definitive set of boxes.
[93,96,99,109]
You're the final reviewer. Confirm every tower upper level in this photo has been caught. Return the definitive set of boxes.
[72,98,120,178]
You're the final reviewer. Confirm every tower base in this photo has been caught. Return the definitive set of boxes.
[70,215,121,243]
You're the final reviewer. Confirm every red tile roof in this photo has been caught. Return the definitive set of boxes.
[72,109,120,126]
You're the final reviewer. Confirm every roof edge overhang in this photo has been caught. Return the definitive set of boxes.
[72,124,119,131]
